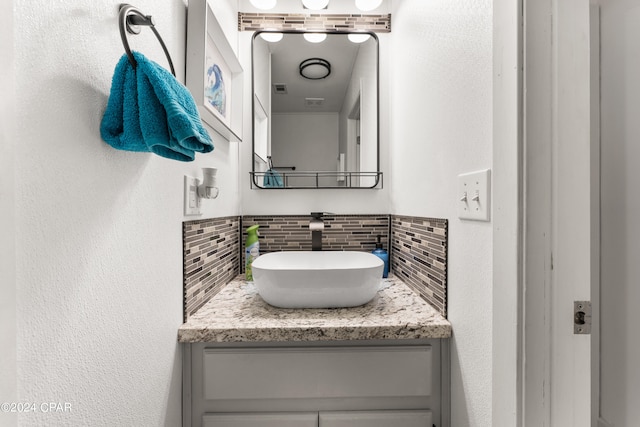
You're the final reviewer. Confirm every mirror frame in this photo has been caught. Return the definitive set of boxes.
[250,30,381,189]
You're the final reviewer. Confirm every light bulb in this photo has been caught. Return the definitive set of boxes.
[259,32,283,42]
[348,33,371,43]
[302,0,329,10]
[303,33,327,43]
[249,0,277,10]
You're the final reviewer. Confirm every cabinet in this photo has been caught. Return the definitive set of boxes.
[183,340,449,427]
[202,410,431,427]
[202,413,317,427]
[320,410,432,426]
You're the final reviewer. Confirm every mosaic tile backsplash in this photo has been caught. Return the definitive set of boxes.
[183,217,240,321]
[182,214,448,320]
[391,215,448,317]
[239,12,391,32]
[240,215,390,260]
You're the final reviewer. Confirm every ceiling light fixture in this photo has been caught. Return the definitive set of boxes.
[355,0,383,12]
[299,58,331,80]
[303,33,327,43]
[249,0,277,10]
[348,33,371,43]
[259,32,284,42]
[301,0,330,10]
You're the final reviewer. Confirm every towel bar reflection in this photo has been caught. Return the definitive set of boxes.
[118,4,176,77]
[267,156,296,170]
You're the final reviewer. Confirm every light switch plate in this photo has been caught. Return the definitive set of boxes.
[184,175,202,216]
[458,169,491,221]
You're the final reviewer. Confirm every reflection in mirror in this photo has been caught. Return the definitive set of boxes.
[251,31,380,189]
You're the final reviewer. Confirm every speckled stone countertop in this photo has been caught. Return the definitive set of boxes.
[178,275,451,343]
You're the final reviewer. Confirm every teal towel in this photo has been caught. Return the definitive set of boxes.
[101,53,214,161]
[263,169,284,188]
[100,55,147,152]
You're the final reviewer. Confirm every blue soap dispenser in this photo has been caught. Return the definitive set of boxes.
[372,235,389,278]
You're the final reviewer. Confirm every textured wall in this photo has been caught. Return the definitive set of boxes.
[11,0,240,425]
[389,1,493,426]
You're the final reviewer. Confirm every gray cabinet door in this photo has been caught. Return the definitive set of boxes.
[319,410,432,427]
[203,412,317,427]
[203,346,432,401]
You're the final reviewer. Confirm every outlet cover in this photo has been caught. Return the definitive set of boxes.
[184,175,202,216]
[458,169,491,221]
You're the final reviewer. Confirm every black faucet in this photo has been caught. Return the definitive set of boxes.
[310,212,325,251]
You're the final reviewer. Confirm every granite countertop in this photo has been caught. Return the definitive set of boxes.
[178,275,451,343]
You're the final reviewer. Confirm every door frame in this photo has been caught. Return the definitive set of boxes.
[493,0,600,425]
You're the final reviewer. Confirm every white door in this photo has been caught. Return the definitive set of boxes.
[319,410,432,427]
[550,2,599,426]
[523,1,600,426]
[202,413,317,427]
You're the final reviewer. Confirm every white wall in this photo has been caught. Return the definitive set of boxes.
[600,1,640,425]
[252,36,271,164]
[0,0,17,425]
[389,1,493,426]
[272,113,339,178]
[8,0,240,425]
[339,38,379,186]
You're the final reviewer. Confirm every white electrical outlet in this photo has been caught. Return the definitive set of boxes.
[458,169,491,221]
[184,175,202,216]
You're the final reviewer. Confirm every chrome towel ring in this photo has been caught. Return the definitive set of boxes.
[118,3,176,77]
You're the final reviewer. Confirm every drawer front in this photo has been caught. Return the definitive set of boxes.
[319,410,432,427]
[203,346,432,401]
[203,412,317,427]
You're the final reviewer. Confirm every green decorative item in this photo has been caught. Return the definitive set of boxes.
[244,225,260,281]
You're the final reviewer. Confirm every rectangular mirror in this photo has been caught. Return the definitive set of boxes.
[251,31,381,189]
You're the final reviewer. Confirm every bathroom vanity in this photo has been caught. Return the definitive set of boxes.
[179,276,452,427]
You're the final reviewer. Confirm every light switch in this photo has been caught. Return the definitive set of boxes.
[458,169,491,221]
[184,175,202,216]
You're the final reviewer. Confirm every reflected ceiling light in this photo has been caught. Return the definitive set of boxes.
[299,58,331,80]
[250,0,277,10]
[348,33,371,43]
[355,0,383,11]
[259,32,283,42]
[302,0,330,10]
[303,33,327,43]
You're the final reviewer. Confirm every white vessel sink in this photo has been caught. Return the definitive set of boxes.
[251,251,384,309]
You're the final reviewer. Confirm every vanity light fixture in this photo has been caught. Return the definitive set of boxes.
[299,58,331,80]
[197,167,219,200]
[259,32,284,42]
[355,0,383,11]
[301,0,329,10]
[303,33,327,43]
[249,0,277,10]
[347,33,371,43]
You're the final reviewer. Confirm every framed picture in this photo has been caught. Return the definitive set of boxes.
[186,0,243,142]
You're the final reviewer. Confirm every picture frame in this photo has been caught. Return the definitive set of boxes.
[186,0,243,142]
